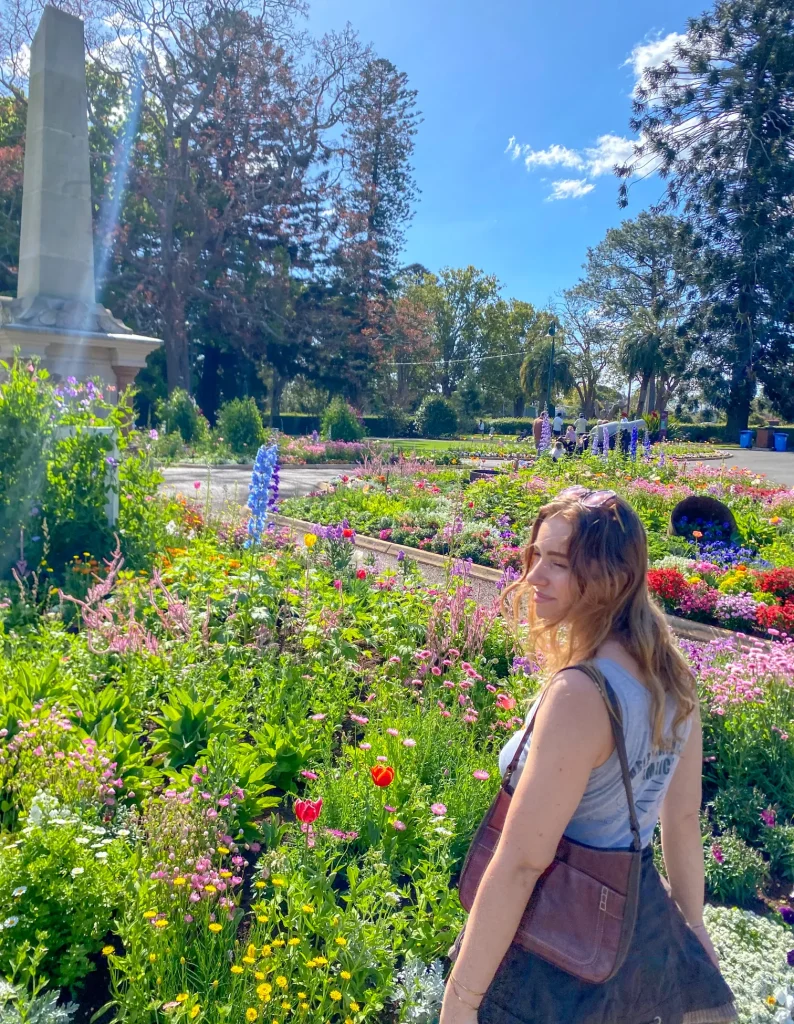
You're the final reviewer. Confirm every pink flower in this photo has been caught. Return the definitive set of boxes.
[33,745,44,757]
[333,580,342,590]
[193,481,201,490]
[392,820,406,831]
[310,713,326,721]
[376,754,388,762]
[359,742,371,750]
[496,693,516,711]
[473,770,490,781]
[431,666,442,676]
[485,683,497,693]
[402,738,416,748]
[760,807,776,827]
[430,803,447,816]
[386,728,399,737]
[301,770,319,780]
[350,714,369,725]
[711,844,724,864]
[385,805,396,812]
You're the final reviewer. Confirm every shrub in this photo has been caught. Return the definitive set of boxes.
[216,397,265,459]
[761,824,794,881]
[155,389,209,444]
[704,832,768,907]
[320,397,365,441]
[415,396,458,438]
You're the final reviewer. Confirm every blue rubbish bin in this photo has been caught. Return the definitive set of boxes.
[739,430,753,449]
[774,432,788,452]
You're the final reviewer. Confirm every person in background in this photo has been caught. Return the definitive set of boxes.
[478,419,485,434]
[551,439,565,462]
[574,411,588,443]
[552,411,563,437]
[564,424,577,453]
[533,416,544,450]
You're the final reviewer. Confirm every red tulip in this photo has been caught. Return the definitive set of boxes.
[370,765,395,788]
[295,797,323,824]
[342,528,354,539]
[356,569,367,580]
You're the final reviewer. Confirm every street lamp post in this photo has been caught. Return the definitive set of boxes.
[546,321,557,414]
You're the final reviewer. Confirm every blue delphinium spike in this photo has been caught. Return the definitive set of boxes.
[246,443,280,546]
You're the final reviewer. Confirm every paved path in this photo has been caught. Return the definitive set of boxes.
[161,464,352,509]
[719,449,794,486]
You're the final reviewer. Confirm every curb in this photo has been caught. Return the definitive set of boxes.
[268,514,759,646]
[167,462,360,472]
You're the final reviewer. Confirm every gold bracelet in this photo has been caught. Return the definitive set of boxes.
[448,982,481,1011]
[450,975,485,1000]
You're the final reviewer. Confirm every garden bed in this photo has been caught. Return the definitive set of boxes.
[279,451,794,640]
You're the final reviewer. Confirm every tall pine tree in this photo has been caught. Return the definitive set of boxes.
[620,0,794,431]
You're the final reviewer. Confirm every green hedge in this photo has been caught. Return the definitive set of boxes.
[272,413,411,438]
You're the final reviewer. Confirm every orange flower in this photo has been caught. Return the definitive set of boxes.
[370,765,395,787]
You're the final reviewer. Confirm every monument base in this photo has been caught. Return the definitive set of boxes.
[0,321,161,400]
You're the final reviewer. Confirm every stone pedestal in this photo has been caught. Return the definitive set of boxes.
[0,5,161,398]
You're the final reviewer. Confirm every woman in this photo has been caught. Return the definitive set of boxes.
[441,487,736,1024]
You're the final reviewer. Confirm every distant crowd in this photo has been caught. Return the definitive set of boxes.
[477,412,636,459]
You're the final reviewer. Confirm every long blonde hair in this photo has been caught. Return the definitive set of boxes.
[502,491,696,747]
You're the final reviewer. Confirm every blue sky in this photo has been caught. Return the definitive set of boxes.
[308,0,700,308]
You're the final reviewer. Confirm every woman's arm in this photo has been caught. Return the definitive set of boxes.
[659,712,718,966]
[440,670,612,1023]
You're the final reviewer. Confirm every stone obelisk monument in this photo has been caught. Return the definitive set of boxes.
[0,5,160,395]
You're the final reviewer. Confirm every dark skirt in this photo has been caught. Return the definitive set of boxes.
[475,849,737,1024]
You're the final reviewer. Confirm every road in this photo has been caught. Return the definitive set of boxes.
[719,449,794,487]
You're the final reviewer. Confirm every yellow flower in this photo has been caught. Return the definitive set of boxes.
[257,915,268,923]
[149,954,157,963]
[349,1003,360,1013]
[176,994,189,1004]
[331,916,339,926]
[281,1003,291,1011]
[276,976,288,989]
[329,991,342,1002]
[314,956,328,966]
[346,1019,354,1024]
[255,882,267,890]
[767,996,778,1007]
[272,878,285,887]
[255,972,266,981]
[212,981,219,989]
[243,957,256,965]
[304,533,318,548]
[220,871,232,879]
[247,944,257,958]
[204,884,217,893]
[301,904,315,914]
[143,910,158,919]
[288,938,300,947]
[190,1006,200,1020]
[261,945,272,957]
[209,923,223,933]
[297,994,307,1000]
[300,1005,309,1013]
[273,939,286,948]
[335,937,347,947]
[173,877,186,886]
[101,945,114,956]
[154,919,168,929]
[305,960,317,969]
[231,965,244,975]
[340,972,351,981]
[180,957,186,965]
[217,846,231,855]
[246,1010,259,1021]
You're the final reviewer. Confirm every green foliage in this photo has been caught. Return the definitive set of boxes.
[321,397,365,442]
[216,398,266,458]
[709,783,767,844]
[0,819,128,988]
[761,824,794,882]
[150,689,237,770]
[415,395,458,438]
[704,832,768,907]
[155,389,209,444]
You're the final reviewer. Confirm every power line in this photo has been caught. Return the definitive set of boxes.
[383,351,528,369]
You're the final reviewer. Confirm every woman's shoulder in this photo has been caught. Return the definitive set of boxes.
[540,668,613,728]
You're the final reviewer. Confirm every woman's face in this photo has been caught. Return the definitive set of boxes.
[525,514,576,620]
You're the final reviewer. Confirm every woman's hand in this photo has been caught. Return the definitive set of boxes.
[691,922,719,968]
[439,986,480,1024]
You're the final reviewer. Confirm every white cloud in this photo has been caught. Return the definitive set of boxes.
[626,32,686,96]
[546,179,595,202]
[521,144,585,172]
[584,134,637,176]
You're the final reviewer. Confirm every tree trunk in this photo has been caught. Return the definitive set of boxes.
[269,365,285,427]
[513,394,525,418]
[636,372,650,415]
[196,345,221,424]
[162,290,191,395]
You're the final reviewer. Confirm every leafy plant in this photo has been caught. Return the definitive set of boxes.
[216,398,266,459]
[149,688,237,770]
[154,389,209,444]
[321,397,365,442]
[704,832,768,907]
[415,396,458,438]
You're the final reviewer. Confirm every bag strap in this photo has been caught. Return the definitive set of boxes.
[502,661,643,853]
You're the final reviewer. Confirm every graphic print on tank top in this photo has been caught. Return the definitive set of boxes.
[628,740,685,816]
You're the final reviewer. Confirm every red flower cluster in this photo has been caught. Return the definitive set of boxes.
[754,567,794,602]
[756,601,794,633]
[646,568,689,605]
